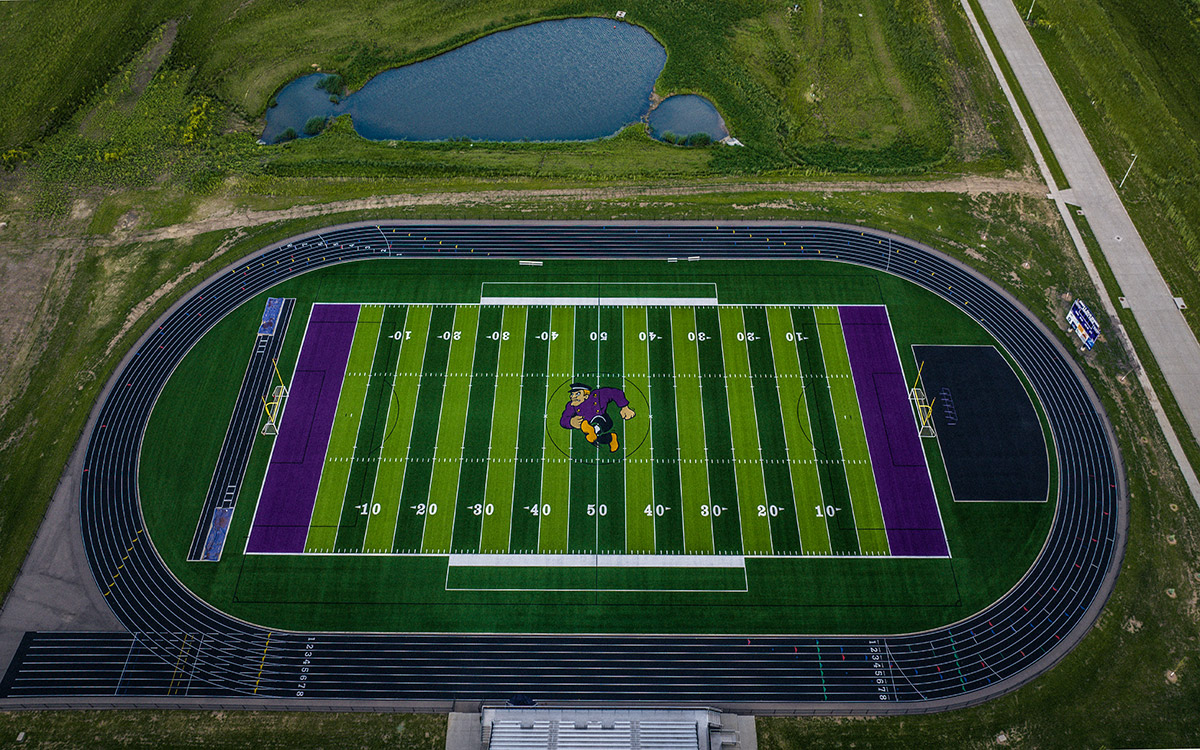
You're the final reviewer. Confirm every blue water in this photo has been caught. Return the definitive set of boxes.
[647,94,728,142]
[262,18,668,143]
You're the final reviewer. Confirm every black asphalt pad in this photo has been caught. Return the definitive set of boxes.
[912,345,1049,502]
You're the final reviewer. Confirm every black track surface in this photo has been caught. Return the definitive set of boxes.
[0,223,1124,711]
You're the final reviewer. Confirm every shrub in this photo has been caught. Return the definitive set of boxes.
[685,132,712,146]
[274,127,298,143]
[315,74,344,95]
[303,117,327,136]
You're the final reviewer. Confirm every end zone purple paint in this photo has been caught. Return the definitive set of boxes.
[839,306,949,557]
[246,304,359,553]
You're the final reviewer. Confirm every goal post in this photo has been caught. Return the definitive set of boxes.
[261,358,289,436]
[909,361,937,438]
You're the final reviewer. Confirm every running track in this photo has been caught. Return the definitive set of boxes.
[0,222,1124,711]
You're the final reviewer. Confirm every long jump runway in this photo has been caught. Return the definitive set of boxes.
[0,223,1124,711]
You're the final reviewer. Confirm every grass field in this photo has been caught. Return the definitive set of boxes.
[0,709,446,750]
[139,255,1049,634]
[1021,0,1200,336]
[1,0,1026,225]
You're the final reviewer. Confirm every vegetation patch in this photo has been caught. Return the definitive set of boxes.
[314,73,344,96]
[0,710,446,749]
[2,0,1025,183]
[1020,0,1200,342]
[301,117,327,137]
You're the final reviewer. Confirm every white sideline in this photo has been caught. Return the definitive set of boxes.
[448,553,745,568]
[479,296,718,307]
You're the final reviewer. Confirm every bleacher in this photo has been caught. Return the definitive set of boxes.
[481,707,730,750]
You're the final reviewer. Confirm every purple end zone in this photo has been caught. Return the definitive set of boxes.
[246,304,359,553]
[839,306,949,557]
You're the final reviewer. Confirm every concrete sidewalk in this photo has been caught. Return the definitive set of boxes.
[0,427,123,676]
[976,0,1200,448]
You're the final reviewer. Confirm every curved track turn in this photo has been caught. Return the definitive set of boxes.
[3,222,1125,710]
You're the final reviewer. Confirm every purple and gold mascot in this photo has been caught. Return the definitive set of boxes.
[559,383,636,453]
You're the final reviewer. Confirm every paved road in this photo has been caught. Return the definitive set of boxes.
[0,223,1124,711]
[977,0,1200,446]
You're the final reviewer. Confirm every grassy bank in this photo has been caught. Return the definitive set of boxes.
[1020,0,1200,342]
[2,0,1024,186]
[0,710,445,749]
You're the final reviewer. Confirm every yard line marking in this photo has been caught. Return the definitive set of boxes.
[334,304,409,551]
[671,306,714,553]
[479,305,526,552]
[719,307,772,554]
[622,306,655,554]
[813,308,864,554]
[594,301,601,554]
[304,305,379,551]
[538,306,574,553]
[359,305,411,550]
[427,305,482,552]
[764,307,809,552]
[691,306,717,548]
[503,307,537,554]
[398,307,456,552]
[742,306,779,555]
[644,306,658,553]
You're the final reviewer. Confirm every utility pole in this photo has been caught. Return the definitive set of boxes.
[1119,153,1138,188]
[1026,0,1036,20]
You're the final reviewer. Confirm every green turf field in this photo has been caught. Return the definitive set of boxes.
[140,257,1057,634]
[260,298,915,559]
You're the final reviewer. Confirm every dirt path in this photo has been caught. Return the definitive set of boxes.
[0,172,1044,428]
[126,175,1045,243]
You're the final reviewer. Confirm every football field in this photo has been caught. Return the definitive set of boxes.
[245,295,947,560]
[138,242,1061,635]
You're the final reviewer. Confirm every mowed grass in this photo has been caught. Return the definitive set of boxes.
[0,710,445,750]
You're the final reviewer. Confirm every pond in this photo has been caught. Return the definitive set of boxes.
[647,94,728,144]
[262,17,728,145]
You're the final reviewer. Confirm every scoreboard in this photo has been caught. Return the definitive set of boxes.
[1067,299,1100,349]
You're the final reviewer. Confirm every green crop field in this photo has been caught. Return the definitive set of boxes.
[139,255,1054,634]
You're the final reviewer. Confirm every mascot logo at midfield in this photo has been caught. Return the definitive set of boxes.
[558,383,636,453]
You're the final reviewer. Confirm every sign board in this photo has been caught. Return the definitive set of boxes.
[1066,299,1100,349]
[257,297,284,336]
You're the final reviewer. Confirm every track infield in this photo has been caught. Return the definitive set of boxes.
[140,251,1059,635]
